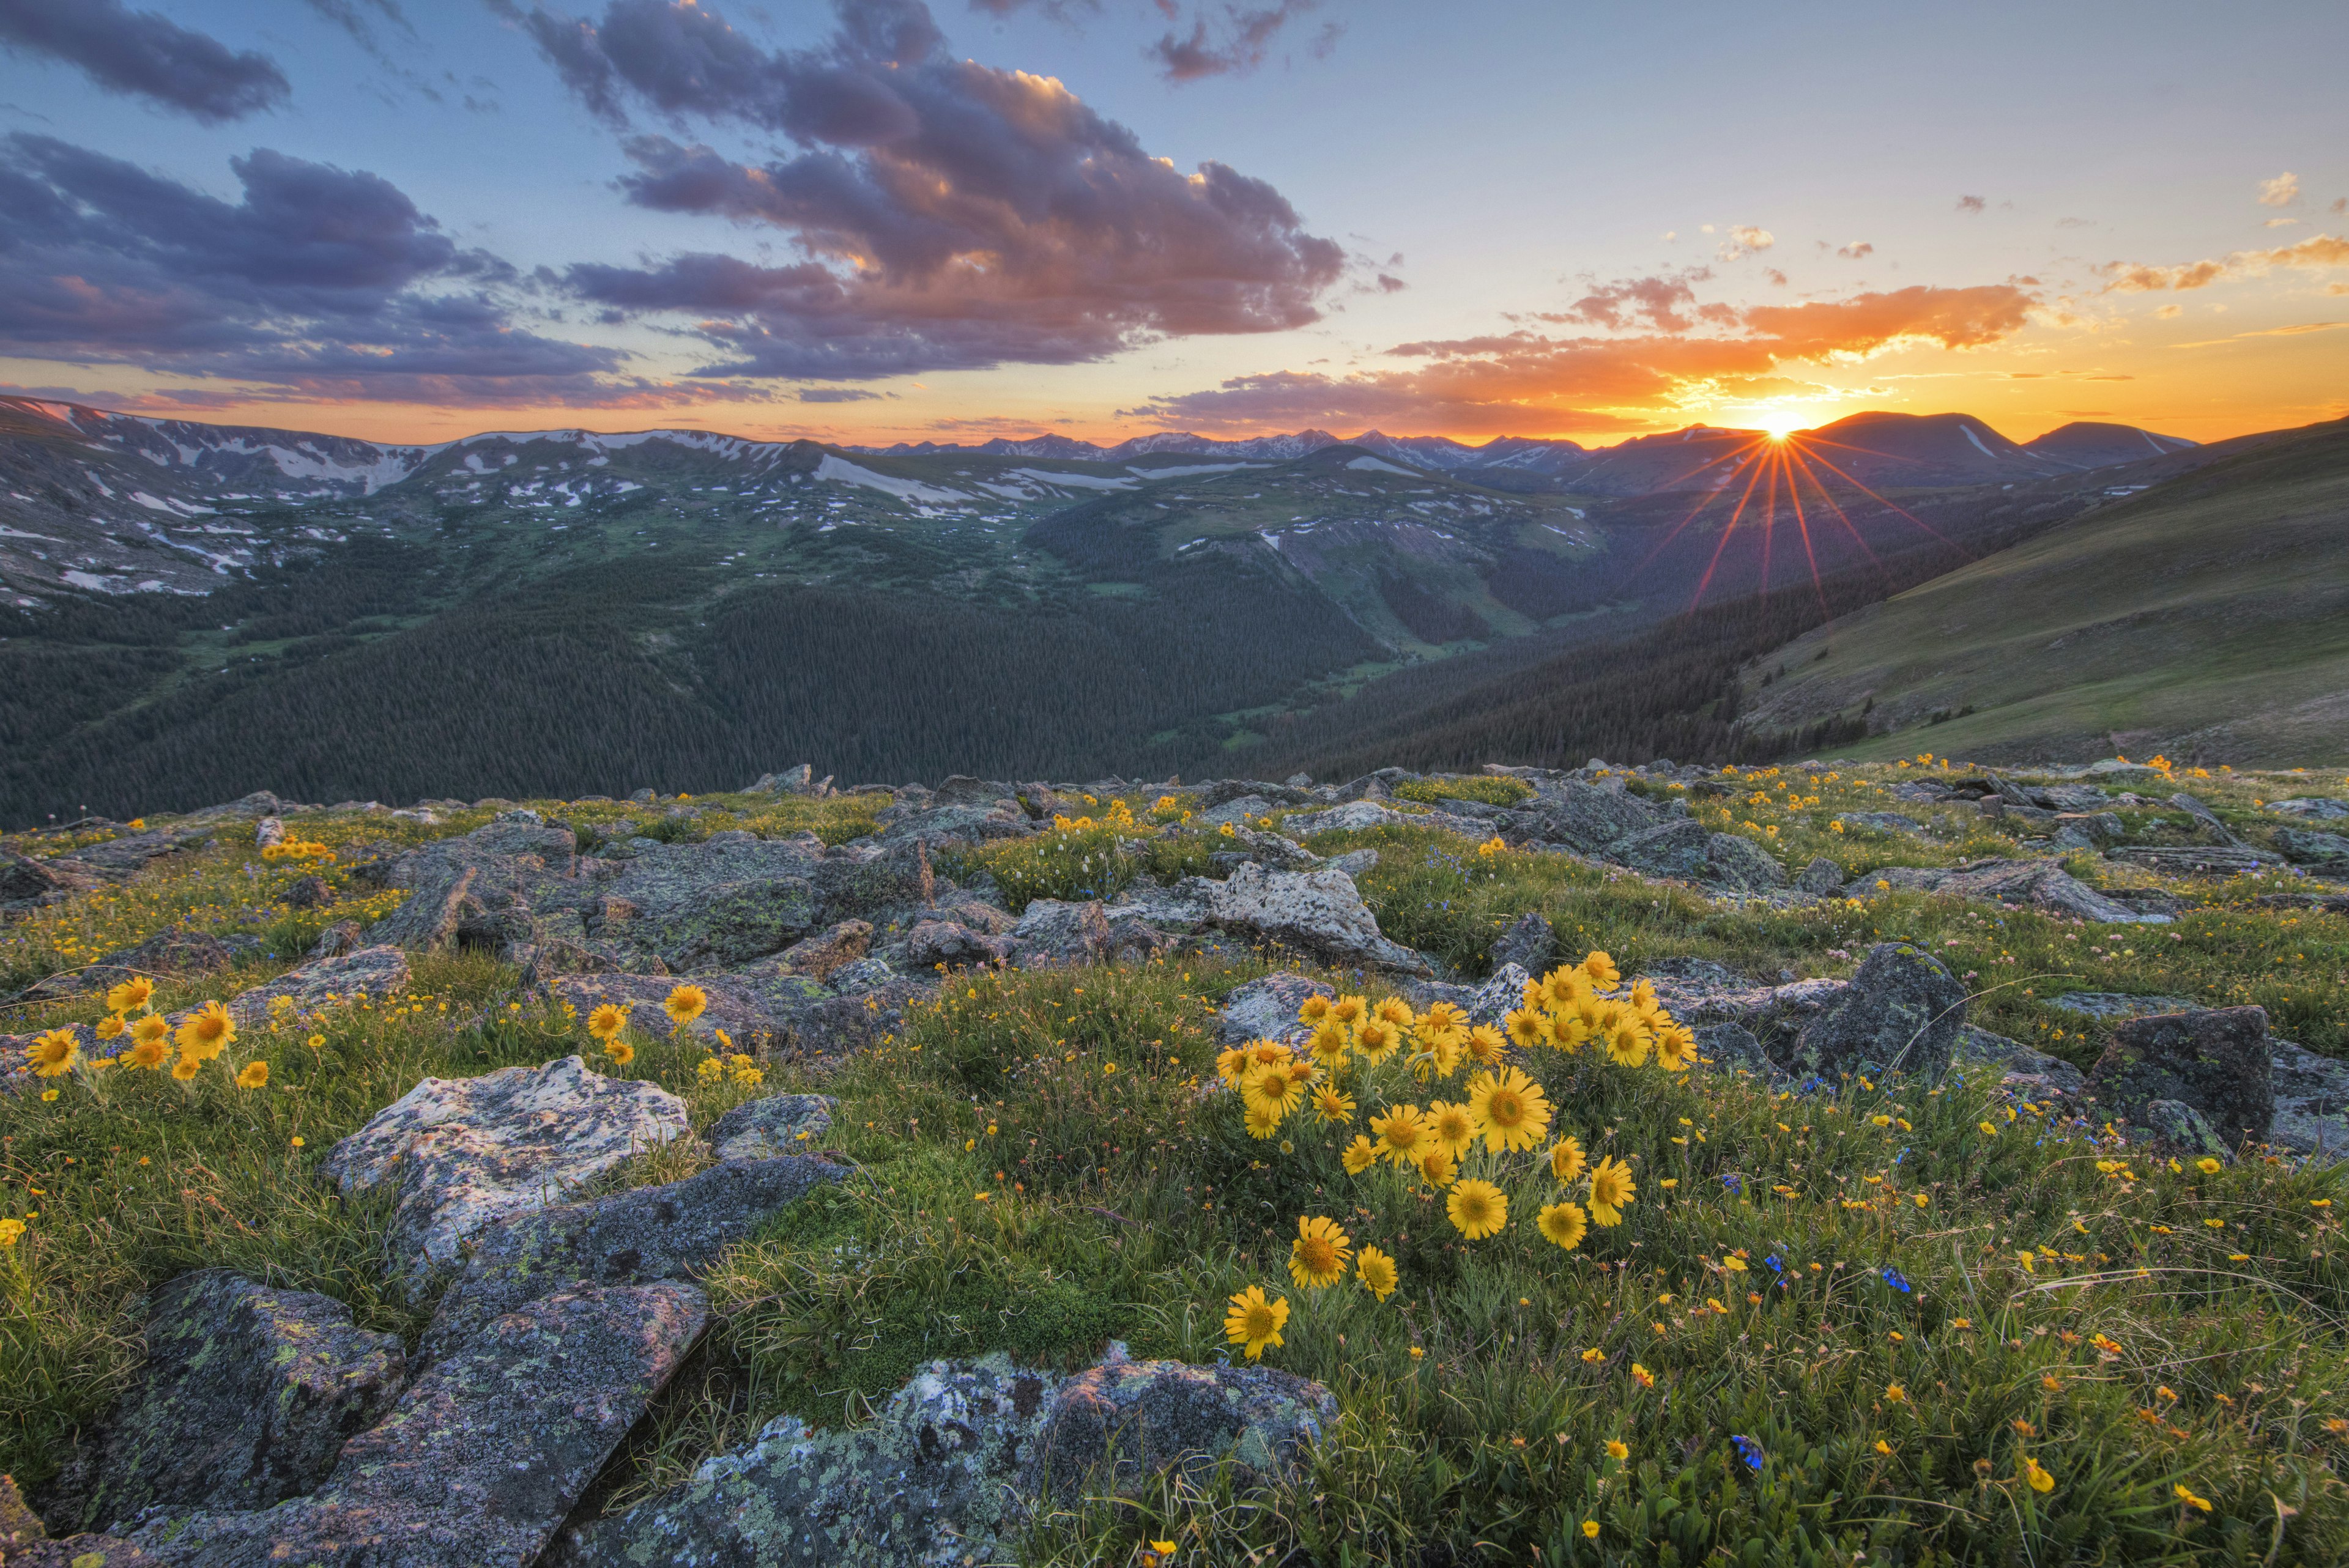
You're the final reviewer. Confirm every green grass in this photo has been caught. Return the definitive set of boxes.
[1742,417,2349,766]
[4,770,2349,1559]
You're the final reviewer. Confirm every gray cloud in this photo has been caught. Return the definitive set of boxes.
[0,134,631,404]
[1149,1,1335,81]
[0,0,289,122]
[532,0,1344,379]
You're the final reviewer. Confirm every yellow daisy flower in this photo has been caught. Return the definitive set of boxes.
[1466,1066,1551,1153]
[1447,1178,1508,1239]
[1288,1215,1353,1289]
[1356,1245,1398,1301]
[1223,1285,1289,1360]
[1587,1155,1637,1226]
[1538,1200,1589,1251]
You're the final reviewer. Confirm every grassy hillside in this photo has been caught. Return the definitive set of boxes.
[5,768,2348,1561]
[1737,418,2349,766]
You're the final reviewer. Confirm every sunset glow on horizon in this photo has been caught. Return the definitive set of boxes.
[1,1,2343,452]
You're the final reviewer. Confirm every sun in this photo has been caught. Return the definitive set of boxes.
[1753,408,1806,440]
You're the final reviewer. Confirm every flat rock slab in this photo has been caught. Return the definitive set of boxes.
[225,944,411,1027]
[710,1094,838,1162]
[1032,1356,1337,1501]
[2090,1006,2274,1145]
[2270,1038,2349,1161]
[423,1156,844,1361]
[2048,991,2199,1021]
[1954,1026,2085,1096]
[1281,800,1490,839]
[1859,859,2161,925]
[551,1352,1334,1568]
[321,1055,691,1296]
[134,1283,707,1568]
[551,1354,1055,1568]
[40,1271,404,1534]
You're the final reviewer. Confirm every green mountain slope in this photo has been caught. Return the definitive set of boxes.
[1736,416,2349,766]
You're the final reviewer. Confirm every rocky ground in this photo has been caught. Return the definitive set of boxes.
[2,756,2347,1564]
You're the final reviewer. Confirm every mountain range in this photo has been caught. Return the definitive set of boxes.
[0,394,2301,825]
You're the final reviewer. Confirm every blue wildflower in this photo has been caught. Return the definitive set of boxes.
[1880,1266,1912,1294]
[1721,1173,1742,1194]
[1731,1434,1764,1471]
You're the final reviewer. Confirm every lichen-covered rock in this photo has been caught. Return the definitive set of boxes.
[2276,827,2349,870]
[321,1056,691,1295]
[1784,942,1966,1084]
[2047,991,2198,1021]
[1858,858,2162,924]
[1009,897,1189,967]
[1611,818,1710,880]
[0,848,105,913]
[2139,1100,2233,1163]
[550,1351,1335,1568]
[0,1471,157,1568]
[1835,813,1926,836]
[2090,1007,2274,1145]
[546,971,822,1047]
[1692,1021,1773,1075]
[2269,1038,2349,1161]
[39,1272,404,1534]
[422,1158,842,1361]
[1279,800,1488,839]
[1202,863,1431,977]
[54,823,215,876]
[1794,856,1846,896]
[133,1283,707,1568]
[1031,1355,1337,1501]
[1521,782,1661,856]
[225,944,410,1027]
[776,920,872,980]
[901,919,1012,969]
[1953,1026,2085,1096]
[1488,911,1555,975]
[1215,973,1335,1048]
[871,802,1031,846]
[550,1354,1056,1568]
[1403,963,1532,1031]
[1703,833,1787,892]
[710,1095,837,1162]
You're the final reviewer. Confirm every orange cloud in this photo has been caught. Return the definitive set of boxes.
[1124,283,2038,435]
[2102,233,2349,291]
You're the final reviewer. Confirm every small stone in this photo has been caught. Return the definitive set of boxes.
[710,1095,837,1162]
[2090,1007,2274,1145]
[1217,973,1336,1047]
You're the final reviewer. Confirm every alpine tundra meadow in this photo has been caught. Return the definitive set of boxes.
[2,2,2347,1565]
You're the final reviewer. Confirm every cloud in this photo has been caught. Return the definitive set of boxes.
[0,0,289,123]
[2156,303,2182,318]
[527,0,1344,379]
[1542,270,1729,334]
[1836,240,1874,259]
[2257,171,2299,207]
[1718,225,1773,262]
[797,386,885,402]
[2101,233,2349,292]
[2265,217,2299,228]
[1148,1,1335,82]
[1124,282,2039,436]
[1956,194,1986,213]
[0,133,636,404]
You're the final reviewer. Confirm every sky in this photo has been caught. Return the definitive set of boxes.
[1,0,2344,449]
